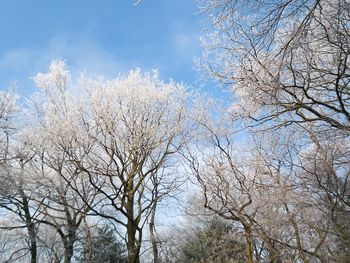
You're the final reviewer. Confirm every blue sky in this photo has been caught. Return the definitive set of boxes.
[0,0,209,97]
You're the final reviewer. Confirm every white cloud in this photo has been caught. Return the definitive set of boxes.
[44,34,126,77]
[170,29,201,63]
[0,33,127,95]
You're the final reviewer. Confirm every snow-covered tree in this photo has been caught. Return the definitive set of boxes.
[199,0,350,134]
[25,60,192,263]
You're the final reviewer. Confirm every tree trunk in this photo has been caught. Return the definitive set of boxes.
[126,192,140,263]
[83,216,93,263]
[244,224,254,263]
[149,203,160,263]
[127,223,140,263]
[125,163,142,263]
[64,240,74,263]
[63,228,76,263]
[20,190,37,263]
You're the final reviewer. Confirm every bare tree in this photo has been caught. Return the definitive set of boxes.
[199,0,350,134]
[194,1,350,261]
[0,90,41,263]
[25,61,192,263]
[183,104,347,262]
[183,108,270,263]
[31,162,96,263]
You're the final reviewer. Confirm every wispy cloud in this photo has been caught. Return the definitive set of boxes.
[0,33,126,96]
[170,29,201,63]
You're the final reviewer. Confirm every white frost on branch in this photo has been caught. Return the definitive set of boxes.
[32,59,70,92]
